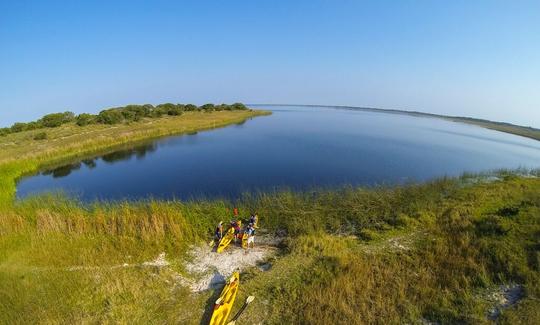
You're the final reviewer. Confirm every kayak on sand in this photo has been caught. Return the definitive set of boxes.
[217,227,235,253]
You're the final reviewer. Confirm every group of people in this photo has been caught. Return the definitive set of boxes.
[214,211,258,250]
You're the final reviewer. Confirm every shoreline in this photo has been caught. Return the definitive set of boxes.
[0,109,271,207]
[250,104,540,142]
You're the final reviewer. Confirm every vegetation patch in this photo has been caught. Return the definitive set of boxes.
[0,106,539,323]
[0,174,539,324]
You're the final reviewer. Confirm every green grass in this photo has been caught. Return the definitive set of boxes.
[1,173,539,324]
[1,109,539,323]
[0,110,270,207]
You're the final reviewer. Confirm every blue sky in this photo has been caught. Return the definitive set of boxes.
[1,1,539,127]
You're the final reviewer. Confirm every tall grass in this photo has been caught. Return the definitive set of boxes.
[0,106,538,324]
[1,174,539,323]
[234,175,540,324]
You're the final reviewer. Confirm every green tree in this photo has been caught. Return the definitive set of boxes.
[124,105,151,120]
[10,122,28,133]
[26,121,43,130]
[76,113,96,126]
[200,103,215,111]
[97,109,124,124]
[231,103,248,110]
[40,111,75,127]
[184,104,197,111]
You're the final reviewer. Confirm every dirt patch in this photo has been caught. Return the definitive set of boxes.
[177,244,277,292]
[142,252,169,267]
[360,232,422,254]
[484,284,524,320]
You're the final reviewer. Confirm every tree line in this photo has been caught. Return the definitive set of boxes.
[0,103,249,136]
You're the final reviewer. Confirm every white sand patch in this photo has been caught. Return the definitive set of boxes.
[486,284,524,320]
[142,252,169,267]
[178,244,277,292]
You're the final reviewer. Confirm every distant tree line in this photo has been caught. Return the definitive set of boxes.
[0,103,249,136]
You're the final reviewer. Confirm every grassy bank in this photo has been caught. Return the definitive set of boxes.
[0,109,270,208]
[1,108,539,324]
[1,172,539,324]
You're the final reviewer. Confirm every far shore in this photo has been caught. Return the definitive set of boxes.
[251,104,540,142]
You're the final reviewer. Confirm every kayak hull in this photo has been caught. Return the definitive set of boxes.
[209,272,240,325]
[241,232,248,249]
[216,227,235,253]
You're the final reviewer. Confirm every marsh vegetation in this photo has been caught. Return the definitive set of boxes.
[1,172,539,323]
[1,106,539,324]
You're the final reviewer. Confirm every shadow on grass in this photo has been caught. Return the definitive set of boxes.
[199,284,223,325]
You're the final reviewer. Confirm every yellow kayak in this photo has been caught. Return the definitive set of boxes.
[241,231,249,249]
[216,227,235,253]
[209,272,240,325]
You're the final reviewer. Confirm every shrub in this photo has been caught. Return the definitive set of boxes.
[40,112,75,128]
[231,102,248,110]
[200,103,215,111]
[33,132,47,140]
[76,113,96,126]
[358,228,380,241]
[184,104,198,111]
[10,122,28,133]
[97,109,124,124]
[123,105,151,120]
[0,127,10,136]
[155,103,183,116]
[149,109,164,118]
[167,107,183,116]
[26,121,43,130]
[121,109,137,122]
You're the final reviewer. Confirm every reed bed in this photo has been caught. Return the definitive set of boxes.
[1,173,539,324]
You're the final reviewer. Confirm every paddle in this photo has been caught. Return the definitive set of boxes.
[227,296,255,325]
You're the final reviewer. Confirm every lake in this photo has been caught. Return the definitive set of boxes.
[16,106,540,201]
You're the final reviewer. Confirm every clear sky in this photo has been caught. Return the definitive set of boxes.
[1,1,539,128]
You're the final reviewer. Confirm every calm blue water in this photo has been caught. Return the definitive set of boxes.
[16,106,540,201]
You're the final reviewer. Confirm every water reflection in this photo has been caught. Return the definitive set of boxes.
[41,143,157,178]
[43,163,82,178]
[17,106,540,202]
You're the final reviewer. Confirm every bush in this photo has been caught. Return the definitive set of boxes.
[33,132,47,140]
[231,102,248,110]
[76,113,96,126]
[184,104,198,111]
[200,103,215,111]
[26,121,43,130]
[97,109,124,125]
[123,105,151,120]
[10,122,28,133]
[121,109,137,122]
[40,112,75,128]
[4,102,250,134]
[0,127,10,136]
[155,103,184,116]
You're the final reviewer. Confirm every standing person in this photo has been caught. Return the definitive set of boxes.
[231,220,241,244]
[247,224,256,249]
[251,213,259,228]
[214,221,224,242]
